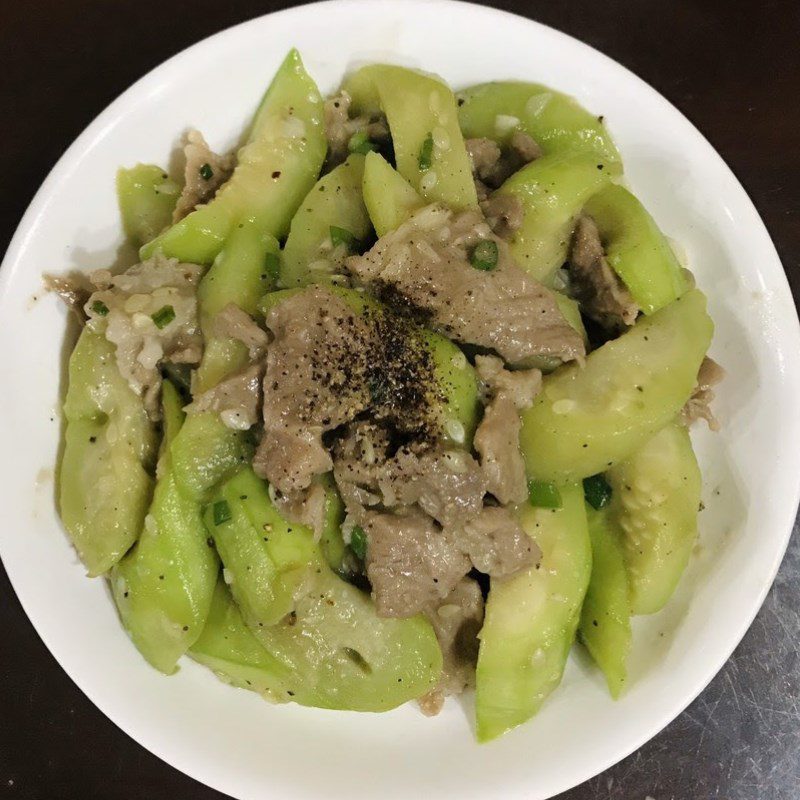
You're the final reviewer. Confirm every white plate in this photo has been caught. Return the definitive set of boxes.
[1,2,798,798]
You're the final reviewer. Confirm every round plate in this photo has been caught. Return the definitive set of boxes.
[1,2,798,798]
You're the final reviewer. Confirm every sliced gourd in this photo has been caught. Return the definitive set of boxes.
[345,64,477,209]
[520,289,713,482]
[578,505,631,697]
[111,381,218,673]
[457,81,620,165]
[362,151,424,236]
[116,164,180,247]
[141,50,326,264]
[476,483,592,741]
[496,152,618,284]
[607,421,701,615]
[60,330,157,576]
[583,184,689,315]
[280,153,372,287]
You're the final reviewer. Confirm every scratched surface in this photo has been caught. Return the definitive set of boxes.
[557,522,800,800]
[1,1,799,798]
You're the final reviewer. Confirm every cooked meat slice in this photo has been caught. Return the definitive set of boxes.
[172,130,234,223]
[480,193,524,240]
[474,180,491,203]
[254,286,458,494]
[418,689,446,717]
[461,506,539,577]
[466,137,503,182]
[253,426,333,495]
[331,422,392,521]
[43,273,92,323]
[384,447,487,528]
[569,215,639,330]
[324,91,389,168]
[422,577,485,707]
[347,205,585,366]
[272,480,328,538]
[333,429,486,528]
[466,132,542,190]
[473,355,541,504]
[474,396,529,504]
[84,255,203,417]
[187,360,264,431]
[474,355,542,409]
[682,356,725,430]
[213,303,270,358]
[254,288,371,492]
[509,130,543,163]
[363,509,471,618]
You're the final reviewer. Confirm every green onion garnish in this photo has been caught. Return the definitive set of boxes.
[470,240,499,271]
[528,480,562,509]
[330,225,357,250]
[151,305,176,329]
[583,474,613,509]
[418,132,434,171]
[212,500,231,526]
[348,131,377,155]
[264,251,280,284]
[199,163,213,180]
[91,300,109,316]
[350,525,367,560]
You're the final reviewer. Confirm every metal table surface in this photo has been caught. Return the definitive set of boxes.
[1,1,798,798]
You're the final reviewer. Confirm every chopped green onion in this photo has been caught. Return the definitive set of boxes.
[418,132,434,171]
[470,240,499,271]
[528,480,562,509]
[151,304,176,329]
[212,500,231,526]
[583,474,613,510]
[348,131,377,155]
[330,225,358,250]
[199,163,213,180]
[264,251,281,283]
[350,525,367,560]
[91,300,109,317]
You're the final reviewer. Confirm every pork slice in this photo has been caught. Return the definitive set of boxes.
[255,286,459,494]
[253,425,333,494]
[187,360,264,431]
[363,509,471,618]
[347,205,585,366]
[460,506,539,577]
[253,288,373,493]
[466,132,542,189]
[333,429,487,529]
[466,137,503,182]
[43,273,92,323]
[379,447,487,529]
[569,215,639,330]
[84,254,203,418]
[474,396,529,505]
[419,577,485,713]
[474,354,542,409]
[682,356,725,430]
[509,130,543,163]
[172,130,234,223]
[272,480,328,538]
[473,355,541,504]
[213,303,270,359]
[332,422,393,521]
[480,193,524,240]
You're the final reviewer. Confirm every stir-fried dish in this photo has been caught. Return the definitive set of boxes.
[54,52,722,741]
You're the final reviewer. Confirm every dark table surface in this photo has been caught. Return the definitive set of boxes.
[2,1,799,798]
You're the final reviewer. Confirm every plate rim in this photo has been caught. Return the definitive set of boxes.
[1,2,799,798]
